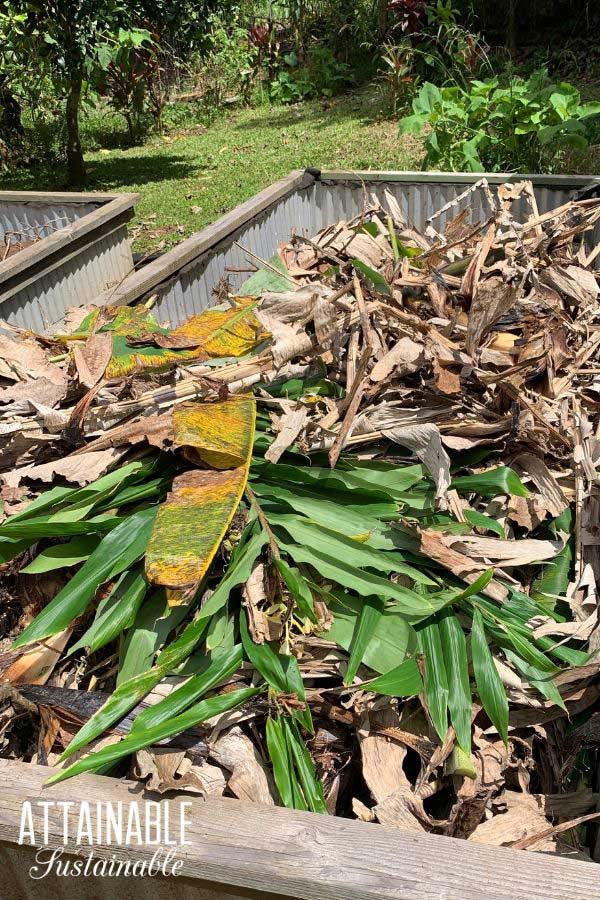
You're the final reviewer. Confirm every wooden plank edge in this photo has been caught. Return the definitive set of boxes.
[318,170,600,187]
[0,194,139,287]
[0,191,132,204]
[0,760,596,900]
[93,169,313,310]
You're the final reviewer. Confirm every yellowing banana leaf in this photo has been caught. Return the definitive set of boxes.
[174,396,255,469]
[76,302,266,379]
[145,467,250,595]
[154,298,267,356]
[145,396,255,596]
[104,343,205,380]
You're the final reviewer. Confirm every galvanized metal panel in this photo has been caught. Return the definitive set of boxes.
[2,224,133,330]
[0,200,100,244]
[149,173,599,327]
[0,192,137,331]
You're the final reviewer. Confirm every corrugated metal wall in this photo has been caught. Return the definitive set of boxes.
[0,200,100,244]
[2,225,133,333]
[0,197,136,331]
[152,176,597,326]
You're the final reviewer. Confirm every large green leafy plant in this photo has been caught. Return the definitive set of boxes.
[401,69,600,172]
[1,402,585,806]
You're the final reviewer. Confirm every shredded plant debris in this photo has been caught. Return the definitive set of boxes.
[1,179,600,858]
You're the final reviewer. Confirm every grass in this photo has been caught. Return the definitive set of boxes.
[0,85,421,254]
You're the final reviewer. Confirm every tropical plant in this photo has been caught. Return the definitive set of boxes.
[269,46,350,102]
[400,70,600,172]
[1,293,585,801]
[96,27,157,142]
[379,42,417,113]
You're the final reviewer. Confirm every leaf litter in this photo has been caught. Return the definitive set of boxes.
[1,179,600,856]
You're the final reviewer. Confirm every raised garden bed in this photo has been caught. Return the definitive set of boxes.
[1,171,600,897]
[0,191,138,332]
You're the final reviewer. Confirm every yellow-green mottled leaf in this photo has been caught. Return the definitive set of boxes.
[156,298,266,357]
[105,336,203,380]
[173,396,255,469]
[145,398,255,592]
[146,468,250,591]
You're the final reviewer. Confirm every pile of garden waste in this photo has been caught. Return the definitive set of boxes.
[1,179,600,857]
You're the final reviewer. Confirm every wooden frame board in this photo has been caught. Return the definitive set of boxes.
[0,760,596,900]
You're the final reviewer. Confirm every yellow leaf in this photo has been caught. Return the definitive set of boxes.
[145,467,249,592]
[173,396,255,469]
[145,396,256,594]
[155,298,267,356]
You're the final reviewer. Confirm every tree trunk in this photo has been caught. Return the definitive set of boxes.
[507,0,517,59]
[66,73,85,185]
[0,78,23,139]
[378,0,389,41]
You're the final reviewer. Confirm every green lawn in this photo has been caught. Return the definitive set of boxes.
[1,86,420,254]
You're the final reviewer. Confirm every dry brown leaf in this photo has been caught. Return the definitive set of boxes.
[370,337,425,383]
[469,791,553,850]
[210,726,277,805]
[72,331,112,389]
[134,747,226,796]
[264,404,308,464]
[3,448,126,487]
[1,629,72,685]
[0,377,67,408]
[467,276,520,356]
[419,529,508,602]
[0,334,66,386]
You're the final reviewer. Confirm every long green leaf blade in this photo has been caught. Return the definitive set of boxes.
[13,506,157,648]
[438,610,472,753]
[471,608,509,744]
[344,596,383,685]
[418,620,449,741]
[47,687,260,786]
[130,644,243,733]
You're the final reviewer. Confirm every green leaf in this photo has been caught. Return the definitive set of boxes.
[458,569,494,599]
[285,717,327,813]
[439,611,472,753]
[275,557,316,622]
[361,657,422,697]
[69,567,147,655]
[471,608,508,744]
[266,715,295,808]
[504,650,566,711]
[452,467,528,498]
[239,610,291,694]
[6,461,150,524]
[118,591,190,684]
[0,536,35,564]
[321,589,417,674]
[463,509,505,537]
[344,596,384,685]
[418,620,449,741]
[21,535,101,574]
[272,515,436,586]
[47,687,260,786]
[60,665,167,762]
[156,530,267,671]
[205,604,231,651]
[131,644,244,733]
[351,259,391,296]
[240,256,295,295]
[13,506,158,648]
[531,509,573,607]
[281,542,441,619]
